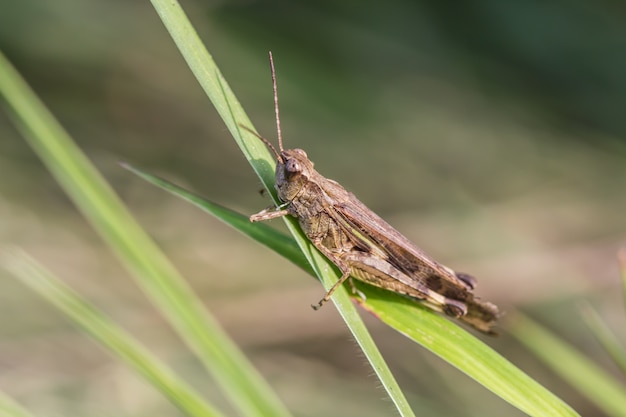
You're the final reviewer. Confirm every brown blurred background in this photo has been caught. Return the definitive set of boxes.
[1,1,626,416]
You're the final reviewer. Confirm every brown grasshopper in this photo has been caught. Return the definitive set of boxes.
[246,53,499,334]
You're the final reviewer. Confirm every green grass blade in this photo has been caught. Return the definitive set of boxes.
[0,390,36,417]
[1,249,226,417]
[0,51,291,417]
[510,314,626,417]
[149,0,274,190]
[617,249,626,303]
[125,166,580,417]
[580,304,626,376]
[121,164,313,276]
[363,290,579,417]
[147,1,416,415]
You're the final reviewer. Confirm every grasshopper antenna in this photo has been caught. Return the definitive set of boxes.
[238,52,285,163]
[268,51,284,152]
[240,125,282,162]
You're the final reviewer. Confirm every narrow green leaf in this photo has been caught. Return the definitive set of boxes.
[581,304,626,376]
[120,163,313,276]
[125,166,580,417]
[0,390,35,417]
[1,249,226,417]
[363,292,580,417]
[147,1,416,415]
[0,49,291,417]
[510,314,626,417]
[148,0,275,190]
[617,248,626,306]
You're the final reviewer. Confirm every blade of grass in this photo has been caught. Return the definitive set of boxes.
[0,51,291,417]
[126,167,580,417]
[580,304,626,376]
[510,314,626,417]
[149,0,274,190]
[0,390,36,417]
[1,249,226,417]
[120,163,313,276]
[360,288,579,417]
[147,1,416,415]
[615,248,626,371]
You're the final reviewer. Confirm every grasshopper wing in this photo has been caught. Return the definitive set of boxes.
[321,182,499,333]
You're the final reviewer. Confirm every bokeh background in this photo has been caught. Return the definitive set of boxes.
[2,1,626,416]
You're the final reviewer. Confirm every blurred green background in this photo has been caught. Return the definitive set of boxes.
[2,1,626,416]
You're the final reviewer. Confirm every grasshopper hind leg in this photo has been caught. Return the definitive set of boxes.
[420,295,468,318]
[348,277,367,302]
[442,299,468,318]
[455,272,477,290]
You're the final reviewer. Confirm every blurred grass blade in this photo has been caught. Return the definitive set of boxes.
[1,249,226,417]
[580,304,626,375]
[124,167,579,417]
[510,314,626,417]
[0,51,291,417]
[0,390,36,417]
[617,248,626,306]
[121,163,313,276]
[148,1,416,415]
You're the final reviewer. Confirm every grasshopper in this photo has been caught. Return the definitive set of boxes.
[247,53,499,334]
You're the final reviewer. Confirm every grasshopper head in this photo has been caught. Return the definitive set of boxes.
[243,53,318,203]
[275,148,315,202]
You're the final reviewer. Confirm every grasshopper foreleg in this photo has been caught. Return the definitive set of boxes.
[250,203,290,222]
